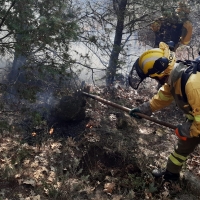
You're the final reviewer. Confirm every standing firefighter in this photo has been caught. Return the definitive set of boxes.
[151,1,192,51]
[129,50,200,181]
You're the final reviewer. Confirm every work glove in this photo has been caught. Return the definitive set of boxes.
[129,102,152,119]
[175,124,191,141]
[129,108,142,119]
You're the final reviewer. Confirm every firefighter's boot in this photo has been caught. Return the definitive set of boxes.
[152,169,180,181]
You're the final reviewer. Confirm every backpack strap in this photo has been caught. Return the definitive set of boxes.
[181,61,200,102]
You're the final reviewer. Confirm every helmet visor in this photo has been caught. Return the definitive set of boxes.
[128,59,146,89]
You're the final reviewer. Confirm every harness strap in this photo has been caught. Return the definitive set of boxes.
[181,61,200,102]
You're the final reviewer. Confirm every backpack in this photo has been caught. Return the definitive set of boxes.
[154,20,183,48]
[180,57,200,102]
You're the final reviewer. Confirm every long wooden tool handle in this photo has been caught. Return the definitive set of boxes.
[82,92,176,130]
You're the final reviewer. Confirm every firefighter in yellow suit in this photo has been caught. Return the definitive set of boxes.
[151,1,192,51]
[129,43,200,181]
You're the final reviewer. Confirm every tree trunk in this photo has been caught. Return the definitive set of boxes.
[106,0,127,86]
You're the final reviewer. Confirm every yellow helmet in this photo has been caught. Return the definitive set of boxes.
[138,48,169,78]
[128,48,176,89]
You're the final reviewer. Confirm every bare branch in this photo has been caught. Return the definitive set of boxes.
[0,0,16,29]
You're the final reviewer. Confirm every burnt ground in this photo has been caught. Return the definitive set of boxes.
[0,79,200,199]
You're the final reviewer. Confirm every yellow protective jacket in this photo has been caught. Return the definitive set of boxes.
[149,62,200,137]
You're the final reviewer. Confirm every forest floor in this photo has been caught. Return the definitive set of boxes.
[0,79,200,200]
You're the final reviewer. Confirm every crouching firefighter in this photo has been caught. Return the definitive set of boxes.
[129,53,200,181]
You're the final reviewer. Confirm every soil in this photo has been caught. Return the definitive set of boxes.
[0,80,200,199]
